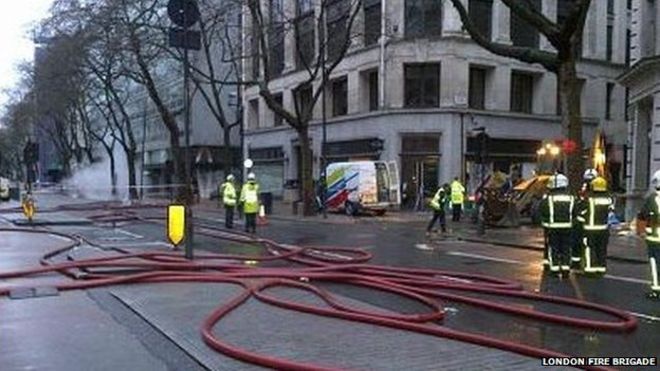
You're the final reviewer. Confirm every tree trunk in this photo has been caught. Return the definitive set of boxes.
[297,127,315,216]
[126,150,138,200]
[557,56,583,191]
[102,143,117,197]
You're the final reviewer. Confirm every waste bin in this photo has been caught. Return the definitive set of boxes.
[260,192,273,215]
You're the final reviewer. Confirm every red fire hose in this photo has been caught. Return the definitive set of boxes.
[0,219,637,371]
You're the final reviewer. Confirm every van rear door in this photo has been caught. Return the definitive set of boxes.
[387,161,401,205]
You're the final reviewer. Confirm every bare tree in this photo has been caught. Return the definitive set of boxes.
[247,0,362,216]
[448,0,591,189]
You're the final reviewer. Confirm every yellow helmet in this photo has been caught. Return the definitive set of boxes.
[591,176,607,192]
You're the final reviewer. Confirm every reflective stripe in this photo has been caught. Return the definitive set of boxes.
[571,257,581,262]
[542,259,549,266]
[561,265,570,271]
[594,267,606,273]
[584,225,608,231]
[552,195,573,202]
[652,258,660,290]
[547,222,572,228]
[584,239,592,272]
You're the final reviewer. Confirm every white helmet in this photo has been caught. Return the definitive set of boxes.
[226,174,235,181]
[652,170,660,190]
[547,174,569,189]
[583,168,598,181]
[247,172,256,181]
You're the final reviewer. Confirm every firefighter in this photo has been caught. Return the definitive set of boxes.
[571,168,599,269]
[450,177,465,222]
[575,176,613,276]
[240,172,260,234]
[427,183,448,236]
[540,174,574,278]
[220,174,237,229]
[636,170,660,299]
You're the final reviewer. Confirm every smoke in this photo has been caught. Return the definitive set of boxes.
[64,146,129,201]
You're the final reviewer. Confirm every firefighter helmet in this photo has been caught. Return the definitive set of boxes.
[247,172,256,181]
[583,168,598,181]
[226,174,235,181]
[591,176,607,192]
[547,174,569,189]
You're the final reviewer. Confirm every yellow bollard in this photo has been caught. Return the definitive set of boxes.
[167,204,186,248]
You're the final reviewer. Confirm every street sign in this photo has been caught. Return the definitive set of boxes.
[244,159,253,169]
[167,0,200,29]
[168,28,201,50]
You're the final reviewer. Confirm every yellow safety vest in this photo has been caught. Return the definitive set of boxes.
[429,189,446,210]
[645,195,660,243]
[222,182,237,206]
[241,182,260,214]
[450,181,465,205]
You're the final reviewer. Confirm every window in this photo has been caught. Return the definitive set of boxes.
[511,0,540,48]
[405,0,442,38]
[469,67,486,110]
[510,72,534,113]
[364,0,381,46]
[269,0,285,77]
[294,83,313,118]
[606,83,615,120]
[326,0,350,63]
[606,25,613,61]
[296,1,315,69]
[248,99,259,129]
[404,63,440,108]
[626,29,631,65]
[607,0,615,15]
[273,93,284,127]
[331,77,348,117]
[368,70,378,111]
[557,0,583,57]
[468,0,493,41]
[250,25,260,80]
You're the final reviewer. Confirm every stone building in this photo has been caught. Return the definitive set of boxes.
[619,0,660,219]
[242,0,629,205]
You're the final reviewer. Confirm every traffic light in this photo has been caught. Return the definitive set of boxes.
[474,132,490,164]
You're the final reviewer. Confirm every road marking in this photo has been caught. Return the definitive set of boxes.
[415,244,434,251]
[447,251,524,265]
[628,312,660,322]
[603,274,650,285]
[116,229,143,239]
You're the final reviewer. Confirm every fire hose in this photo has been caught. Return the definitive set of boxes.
[0,214,638,371]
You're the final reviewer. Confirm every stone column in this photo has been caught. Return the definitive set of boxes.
[492,0,511,44]
[491,64,511,111]
[283,0,296,72]
[347,69,360,114]
[443,0,468,37]
[540,0,557,52]
[440,56,469,108]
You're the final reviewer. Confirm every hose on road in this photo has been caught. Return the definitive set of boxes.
[0,211,638,371]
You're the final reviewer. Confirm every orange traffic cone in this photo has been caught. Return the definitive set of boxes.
[257,205,268,226]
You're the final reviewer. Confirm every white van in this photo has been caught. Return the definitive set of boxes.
[324,161,400,215]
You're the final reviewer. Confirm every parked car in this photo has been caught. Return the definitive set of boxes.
[0,177,10,201]
[324,161,400,216]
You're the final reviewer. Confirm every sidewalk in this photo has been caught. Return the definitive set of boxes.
[196,199,647,264]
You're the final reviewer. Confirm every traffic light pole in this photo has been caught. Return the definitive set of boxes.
[183,15,194,260]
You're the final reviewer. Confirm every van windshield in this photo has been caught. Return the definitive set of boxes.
[375,163,389,203]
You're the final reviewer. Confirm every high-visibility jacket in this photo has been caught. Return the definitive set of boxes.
[221,182,237,207]
[450,180,465,205]
[429,188,447,211]
[540,190,575,229]
[575,191,613,231]
[240,181,260,214]
[639,193,660,243]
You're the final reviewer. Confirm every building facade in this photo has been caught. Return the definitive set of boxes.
[242,0,629,205]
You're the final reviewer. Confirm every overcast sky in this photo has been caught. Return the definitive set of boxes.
[0,0,54,110]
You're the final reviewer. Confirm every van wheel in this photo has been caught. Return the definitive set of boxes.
[345,201,357,216]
